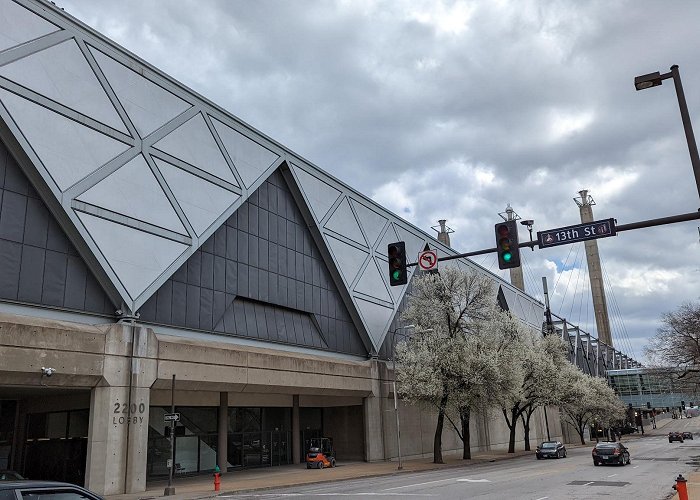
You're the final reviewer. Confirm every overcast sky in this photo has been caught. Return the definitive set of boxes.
[58,0,700,360]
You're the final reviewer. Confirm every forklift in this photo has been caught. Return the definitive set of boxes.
[305,437,336,469]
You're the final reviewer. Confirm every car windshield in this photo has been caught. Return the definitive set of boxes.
[541,442,557,448]
[597,444,616,448]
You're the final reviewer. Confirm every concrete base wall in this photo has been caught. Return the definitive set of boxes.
[0,312,571,494]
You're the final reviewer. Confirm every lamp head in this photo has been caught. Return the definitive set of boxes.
[635,71,663,91]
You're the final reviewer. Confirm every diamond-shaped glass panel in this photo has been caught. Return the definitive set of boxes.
[0,39,127,132]
[211,117,279,188]
[0,1,59,52]
[89,45,192,138]
[0,87,130,191]
[154,157,239,237]
[77,154,187,235]
[77,211,188,300]
[153,113,237,185]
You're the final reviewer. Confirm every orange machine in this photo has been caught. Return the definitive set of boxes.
[305,437,336,469]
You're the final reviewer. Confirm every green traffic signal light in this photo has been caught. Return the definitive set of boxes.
[494,221,521,270]
[387,242,407,286]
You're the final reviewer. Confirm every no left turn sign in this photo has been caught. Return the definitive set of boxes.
[418,250,438,272]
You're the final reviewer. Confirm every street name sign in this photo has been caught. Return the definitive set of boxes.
[418,249,438,272]
[164,412,180,422]
[537,218,616,249]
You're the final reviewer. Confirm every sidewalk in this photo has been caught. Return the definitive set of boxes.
[670,470,700,500]
[105,448,543,500]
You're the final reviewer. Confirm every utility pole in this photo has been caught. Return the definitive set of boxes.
[574,190,613,346]
[499,205,525,291]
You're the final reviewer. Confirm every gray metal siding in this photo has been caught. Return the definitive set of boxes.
[0,140,116,315]
[138,169,366,355]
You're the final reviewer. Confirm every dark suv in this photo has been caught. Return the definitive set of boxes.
[682,432,694,440]
[592,442,630,466]
[0,481,103,499]
[669,431,684,443]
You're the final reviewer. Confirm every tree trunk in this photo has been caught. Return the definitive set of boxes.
[577,419,586,445]
[461,407,471,459]
[506,406,519,453]
[521,409,533,451]
[434,393,449,463]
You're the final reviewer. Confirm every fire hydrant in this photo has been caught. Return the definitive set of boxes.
[673,474,688,500]
[214,465,221,492]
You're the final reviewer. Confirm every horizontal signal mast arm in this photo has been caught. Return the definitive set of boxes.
[406,209,700,267]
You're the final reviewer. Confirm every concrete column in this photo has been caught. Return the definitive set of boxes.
[85,324,157,496]
[363,359,385,462]
[576,190,613,346]
[218,392,228,473]
[292,395,300,464]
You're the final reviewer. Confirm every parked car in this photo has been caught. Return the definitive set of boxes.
[0,481,103,499]
[592,442,630,466]
[682,432,694,440]
[535,441,567,459]
[669,432,684,443]
[0,471,23,481]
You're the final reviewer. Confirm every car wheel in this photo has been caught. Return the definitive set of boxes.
[306,463,311,469]
[593,461,599,466]
[669,439,673,443]
[330,458,336,468]
[318,461,324,469]
[536,455,542,460]
[563,450,567,458]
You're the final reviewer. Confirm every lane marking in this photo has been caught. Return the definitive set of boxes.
[535,497,549,500]
[607,474,618,477]
[633,466,639,468]
[583,481,595,486]
[219,494,436,498]
[456,479,491,483]
[383,478,456,491]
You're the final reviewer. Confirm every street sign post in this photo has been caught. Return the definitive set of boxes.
[537,218,616,249]
[417,249,438,272]
[164,412,180,422]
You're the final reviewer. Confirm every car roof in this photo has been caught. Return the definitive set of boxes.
[595,442,620,446]
[0,481,87,489]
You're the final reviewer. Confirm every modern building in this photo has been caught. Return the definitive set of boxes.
[608,368,697,412]
[0,0,566,495]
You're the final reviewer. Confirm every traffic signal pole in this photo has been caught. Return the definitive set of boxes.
[404,210,700,268]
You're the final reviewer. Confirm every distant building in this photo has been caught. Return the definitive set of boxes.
[607,368,697,411]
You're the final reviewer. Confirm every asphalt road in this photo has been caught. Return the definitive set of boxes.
[219,418,700,500]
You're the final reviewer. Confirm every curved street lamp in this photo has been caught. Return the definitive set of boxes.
[635,65,700,200]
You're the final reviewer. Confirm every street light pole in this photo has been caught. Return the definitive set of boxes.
[669,65,700,199]
[390,325,414,471]
[635,65,700,200]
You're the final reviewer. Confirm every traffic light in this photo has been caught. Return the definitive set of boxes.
[387,242,407,286]
[494,220,521,270]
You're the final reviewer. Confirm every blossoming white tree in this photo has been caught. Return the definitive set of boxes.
[395,267,496,462]
[558,364,626,444]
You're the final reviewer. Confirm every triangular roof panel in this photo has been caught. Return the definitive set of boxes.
[76,211,188,300]
[153,113,238,185]
[89,45,192,138]
[211,116,279,188]
[77,154,187,235]
[0,1,59,52]
[154,157,240,237]
[0,87,130,191]
[0,39,127,133]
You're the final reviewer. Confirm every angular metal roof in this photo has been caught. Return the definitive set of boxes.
[0,0,543,352]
